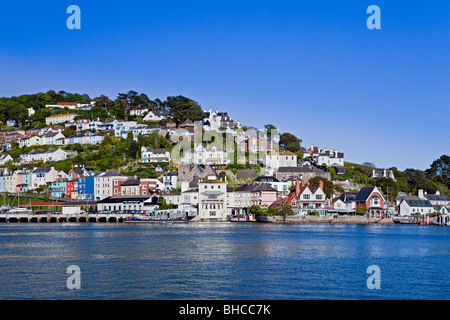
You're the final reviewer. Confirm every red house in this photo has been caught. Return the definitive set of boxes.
[353,186,388,218]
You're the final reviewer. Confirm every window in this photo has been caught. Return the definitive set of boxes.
[316,195,322,200]
[304,194,310,200]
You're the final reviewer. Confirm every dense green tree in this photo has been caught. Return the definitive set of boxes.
[308,176,334,199]
[165,96,205,125]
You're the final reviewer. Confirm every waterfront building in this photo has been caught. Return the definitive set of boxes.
[399,199,435,216]
[94,171,125,201]
[96,195,158,213]
[284,180,329,216]
[77,174,99,201]
[354,186,388,218]
[198,175,228,221]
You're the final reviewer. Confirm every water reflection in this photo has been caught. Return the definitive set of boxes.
[0,223,449,299]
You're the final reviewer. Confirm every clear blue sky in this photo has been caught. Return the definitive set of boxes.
[0,1,449,170]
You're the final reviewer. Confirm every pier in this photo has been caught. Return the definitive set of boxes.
[0,213,130,223]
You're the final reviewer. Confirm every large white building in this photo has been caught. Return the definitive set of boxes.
[45,113,78,126]
[198,176,228,221]
[179,144,230,166]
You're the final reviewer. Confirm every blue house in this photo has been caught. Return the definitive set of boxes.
[77,174,97,200]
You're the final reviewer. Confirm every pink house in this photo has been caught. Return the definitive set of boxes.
[236,183,277,207]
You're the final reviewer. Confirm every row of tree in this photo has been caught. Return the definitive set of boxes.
[0,90,207,127]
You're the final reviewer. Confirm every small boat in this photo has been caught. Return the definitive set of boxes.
[229,215,248,222]
[392,216,417,224]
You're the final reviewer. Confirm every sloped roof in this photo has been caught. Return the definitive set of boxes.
[354,187,376,201]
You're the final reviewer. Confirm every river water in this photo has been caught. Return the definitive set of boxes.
[0,222,449,300]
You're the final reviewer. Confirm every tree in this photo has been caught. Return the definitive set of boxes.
[117,91,151,120]
[308,176,334,199]
[362,162,376,168]
[159,198,174,210]
[94,95,114,109]
[280,132,301,153]
[428,155,450,186]
[165,96,205,125]
[281,204,293,220]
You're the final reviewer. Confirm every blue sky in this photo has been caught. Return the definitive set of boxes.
[0,1,449,170]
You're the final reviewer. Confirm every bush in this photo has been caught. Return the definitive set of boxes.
[356,207,367,215]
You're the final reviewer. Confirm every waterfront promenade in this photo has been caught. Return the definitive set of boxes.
[0,212,130,223]
[0,212,396,224]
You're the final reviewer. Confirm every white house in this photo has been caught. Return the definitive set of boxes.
[19,135,41,148]
[418,189,450,206]
[143,109,169,122]
[45,113,78,126]
[179,144,230,166]
[113,121,138,138]
[0,154,13,166]
[399,199,435,216]
[263,151,297,175]
[20,148,68,164]
[140,146,171,163]
[41,131,66,146]
[371,169,396,181]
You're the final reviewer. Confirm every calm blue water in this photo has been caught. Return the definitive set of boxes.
[0,222,449,300]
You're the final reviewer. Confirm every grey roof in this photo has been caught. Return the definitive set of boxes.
[423,194,450,202]
[354,187,376,201]
[253,176,280,183]
[338,192,358,202]
[235,183,277,193]
[32,168,52,173]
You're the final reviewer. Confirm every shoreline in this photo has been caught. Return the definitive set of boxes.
[256,215,395,224]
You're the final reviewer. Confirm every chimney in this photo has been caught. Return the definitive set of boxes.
[319,180,324,190]
[436,190,440,195]
[295,180,300,196]
[418,189,424,199]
